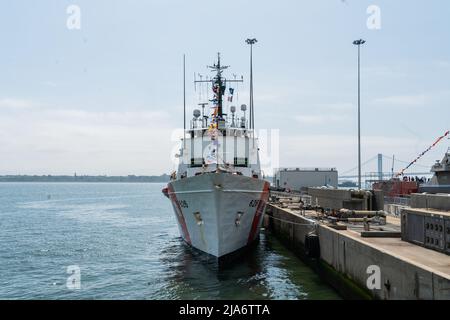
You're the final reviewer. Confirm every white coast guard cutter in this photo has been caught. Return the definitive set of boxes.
[162,53,269,259]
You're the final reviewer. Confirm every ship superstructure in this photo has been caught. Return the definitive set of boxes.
[419,147,450,193]
[430,148,450,185]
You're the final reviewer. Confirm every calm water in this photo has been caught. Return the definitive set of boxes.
[0,182,340,300]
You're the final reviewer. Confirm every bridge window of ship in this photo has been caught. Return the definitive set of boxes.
[234,157,248,167]
[190,158,203,168]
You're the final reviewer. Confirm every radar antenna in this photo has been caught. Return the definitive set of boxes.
[194,53,243,124]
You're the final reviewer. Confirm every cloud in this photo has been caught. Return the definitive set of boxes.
[0,98,38,109]
[313,103,354,111]
[1,93,446,176]
[41,81,58,87]
[294,112,351,125]
[0,101,179,175]
[371,94,427,107]
[363,66,407,79]
[288,101,354,126]
[433,60,450,68]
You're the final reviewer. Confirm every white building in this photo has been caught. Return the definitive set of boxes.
[273,167,338,191]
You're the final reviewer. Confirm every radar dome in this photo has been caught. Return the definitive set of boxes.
[193,109,201,118]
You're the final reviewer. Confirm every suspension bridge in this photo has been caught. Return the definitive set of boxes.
[340,130,449,182]
[339,154,432,180]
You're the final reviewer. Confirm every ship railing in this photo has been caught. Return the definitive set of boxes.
[190,116,249,131]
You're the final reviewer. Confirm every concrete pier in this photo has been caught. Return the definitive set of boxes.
[265,203,450,300]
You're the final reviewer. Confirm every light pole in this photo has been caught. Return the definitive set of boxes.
[353,38,365,189]
[246,38,257,130]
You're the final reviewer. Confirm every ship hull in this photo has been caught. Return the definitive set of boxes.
[167,173,270,258]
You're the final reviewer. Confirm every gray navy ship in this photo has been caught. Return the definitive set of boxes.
[419,147,450,193]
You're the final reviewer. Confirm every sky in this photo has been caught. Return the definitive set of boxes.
[0,0,449,176]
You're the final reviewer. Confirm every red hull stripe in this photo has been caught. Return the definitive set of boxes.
[247,182,270,244]
[168,184,191,244]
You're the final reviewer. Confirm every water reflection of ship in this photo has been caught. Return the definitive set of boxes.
[157,236,267,299]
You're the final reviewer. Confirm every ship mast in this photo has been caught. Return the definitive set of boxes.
[208,53,228,119]
[194,53,243,127]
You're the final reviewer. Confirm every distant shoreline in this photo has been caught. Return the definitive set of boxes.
[0,175,170,183]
